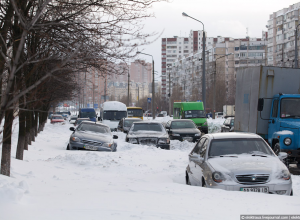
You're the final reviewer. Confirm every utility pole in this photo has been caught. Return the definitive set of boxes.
[152,60,155,119]
[127,66,130,106]
[138,86,139,106]
[167,64,172,116]
[295,25,300,68]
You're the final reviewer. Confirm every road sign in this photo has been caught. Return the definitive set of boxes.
[87,104,90,107]
[197,100,202,102]
[147,98,151,103]
[94,103,98,108]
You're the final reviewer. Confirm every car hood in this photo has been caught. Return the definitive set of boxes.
[127,131,168,139]
[171,128,200,134]
[75,131,113,143]
[102,120,119,129]
[208,155,286,176]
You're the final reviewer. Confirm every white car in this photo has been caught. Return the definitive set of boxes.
[186,132,293,196]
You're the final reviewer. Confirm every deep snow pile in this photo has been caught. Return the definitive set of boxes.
[0,118,299,220]
[207,117,225,133]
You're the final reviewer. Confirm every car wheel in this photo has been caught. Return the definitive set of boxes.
[290,189,293,196]
[186,172,191,185]
[66,144,70,150]
[202,178,207,187]
[273,143,280,155]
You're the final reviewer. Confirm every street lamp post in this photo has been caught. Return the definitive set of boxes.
[294,24,300,68]
[167,64,172,116]
[137,51,155,119]
[182,12,206,109]
[213,53,233,119]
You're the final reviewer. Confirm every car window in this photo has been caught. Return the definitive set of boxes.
[199,139,208,158]
[131,123,163,132]
[171,121,196,129]
[192,138,206,155]
[124,120,140,127]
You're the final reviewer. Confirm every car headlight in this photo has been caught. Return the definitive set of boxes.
[70,136,81,142]
[195,133,201,137]
[284,138,292,146]
[172,133,180,136]
[158,138,170,144]
[203,121,207,126]
[279,170,291,180]
[104,142,113,148]
[212,172,225,183]
[129,138,138,144]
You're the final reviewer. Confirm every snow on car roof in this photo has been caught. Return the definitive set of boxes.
[124,118,142,120]
[133,121,162,124]
[206,132,261,140]
[103,101,127,111]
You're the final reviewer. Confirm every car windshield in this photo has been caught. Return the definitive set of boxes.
[131,123,163,132]
[80,111,96,118]
[103,111,127,120]
[281,98,300,118]
[171,121,196,129]
[208,138,274,157]
[184,110,206,118]
[124,120,141,127]
[52,116,63,119]
[77,123,110,134]
[127,109,143,117]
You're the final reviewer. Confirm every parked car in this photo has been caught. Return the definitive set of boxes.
[69,116,78,124]
[221,117,234,132]
[160,111,167,116]
[51,114,65,124]
[62,114,68,120]
[157,113,164,117]
[215,112,224,119]
[185,132,293,196]
[74,118,90,126]
[67,121,118,151]
[165,119,201,142]
[117,118,142,133]
[126,121,170,150]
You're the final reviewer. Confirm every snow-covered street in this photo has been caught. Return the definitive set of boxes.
[1,119,300,220]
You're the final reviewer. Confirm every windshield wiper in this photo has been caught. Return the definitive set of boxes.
[252,154,267,157]
[219,155,238,158]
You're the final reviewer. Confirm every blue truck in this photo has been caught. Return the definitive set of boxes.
[78,108,97,122]
[234,66,300,168]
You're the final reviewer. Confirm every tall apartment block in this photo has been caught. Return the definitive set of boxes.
[267,2,300,67]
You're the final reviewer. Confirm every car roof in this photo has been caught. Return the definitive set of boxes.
[133,121,162,124]
[124,118,142,120]
[203,132,261,140]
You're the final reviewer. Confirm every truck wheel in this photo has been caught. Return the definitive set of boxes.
[273,143,280,155]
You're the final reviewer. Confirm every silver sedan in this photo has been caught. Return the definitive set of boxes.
[185,132,293,196]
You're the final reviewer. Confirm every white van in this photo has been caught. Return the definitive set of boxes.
[100,101,127,131]
[215,112,224,119]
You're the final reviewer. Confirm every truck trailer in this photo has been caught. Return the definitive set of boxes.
[234,66,300,168]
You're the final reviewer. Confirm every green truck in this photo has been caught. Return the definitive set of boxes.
[173,102,208,134]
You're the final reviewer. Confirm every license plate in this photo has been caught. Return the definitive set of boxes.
[84,145,98,151]
[183,137,193,142]
[240,187,269,193]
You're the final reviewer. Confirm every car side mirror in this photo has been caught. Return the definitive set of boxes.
[69,127,75,131]
[278,152,287,161]
[113,135,118,139]
[189,154,204,163]
[257,98,264,111]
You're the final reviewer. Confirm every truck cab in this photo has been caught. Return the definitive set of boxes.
[264,94,300,167]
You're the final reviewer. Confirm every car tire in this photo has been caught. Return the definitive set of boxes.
[273,143,280,155]
[186,172,191,185]
[290,189,293,196]
[202,178,207,187]
[66,144,70,150]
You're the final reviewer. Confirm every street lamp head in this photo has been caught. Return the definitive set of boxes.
[182,12,189,17]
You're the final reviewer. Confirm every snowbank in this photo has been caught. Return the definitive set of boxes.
[207,117,225,133]
[0,175,28,204]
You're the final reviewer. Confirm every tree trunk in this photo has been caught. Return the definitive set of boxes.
[30,111,35,142]
[25,109,31,147]
[16,109,26,160]
[34,111,38,137]
[0,109,14,176]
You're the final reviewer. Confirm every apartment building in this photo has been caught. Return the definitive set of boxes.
[170,33,267,111]
[267,2,300,67]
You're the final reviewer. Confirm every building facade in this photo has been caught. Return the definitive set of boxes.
[267,3,300,67]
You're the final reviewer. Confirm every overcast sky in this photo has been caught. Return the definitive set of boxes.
[134,0,299,79]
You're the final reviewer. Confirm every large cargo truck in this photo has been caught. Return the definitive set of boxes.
[234,66,300,168]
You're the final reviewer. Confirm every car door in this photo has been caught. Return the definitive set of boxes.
[268,99,279,141]
[192,138,208,186]
[188,138,206,185]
